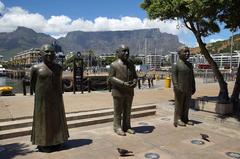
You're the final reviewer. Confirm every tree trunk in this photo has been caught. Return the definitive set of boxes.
[195,35,229,103]
[231,65,240,114]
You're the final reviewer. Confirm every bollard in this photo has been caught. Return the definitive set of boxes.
[164,76,171,88]
[22,80,27,96]
[87,78,91,93]
[138,78,141,89]
[108,83,112,92]
[30,85,33,95]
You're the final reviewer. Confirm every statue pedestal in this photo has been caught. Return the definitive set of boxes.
[194,99,233,115]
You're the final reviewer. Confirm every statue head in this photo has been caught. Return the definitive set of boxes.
[177,46,190,61]
[116,44,129,62]
[40,44,55,64]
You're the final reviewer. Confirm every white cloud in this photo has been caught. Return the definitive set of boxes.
[209,38,224,43]
[0,1,5,15]
[193,42,199,47]
[0,6,46,33]
[0,2,191,40]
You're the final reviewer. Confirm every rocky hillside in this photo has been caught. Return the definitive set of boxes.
[0,27,184,59]
[191,34,240,54]
[58,29,183,55]
[0,27,55,59]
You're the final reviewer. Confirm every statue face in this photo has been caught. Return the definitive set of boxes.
[179,48,190,61]
[40,44,55,64]
[119,49,129,62]
[42,50,55,64]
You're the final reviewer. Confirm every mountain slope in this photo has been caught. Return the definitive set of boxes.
[191,34,240,54]
[0,27,55,59]
[0,27,184,59]
[58,29,183,55]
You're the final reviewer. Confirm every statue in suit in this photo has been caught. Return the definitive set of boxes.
[108,45,138,136]
[172,46,196,127]
[30,44,69,152]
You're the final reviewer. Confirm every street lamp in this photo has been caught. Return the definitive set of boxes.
[230,32,234,69]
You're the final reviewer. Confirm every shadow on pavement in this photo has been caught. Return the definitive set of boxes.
[216,113,240,122]
[190,120,202,125]
[200,96,219,102]
[62,139,92,150]
[133,126,155,134]
[0,143,34,159]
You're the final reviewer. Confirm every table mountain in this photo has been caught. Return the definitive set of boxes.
[58,29,183,55]
[0,27,183,59]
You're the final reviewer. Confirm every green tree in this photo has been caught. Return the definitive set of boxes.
[218,0,240,32]
[64,52,77,70]
[102,56,117,66]
[130,55,143,65]
[141,0,240,103]
[221,0,240,112]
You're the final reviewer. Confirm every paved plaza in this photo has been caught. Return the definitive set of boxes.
[0,79,240,159]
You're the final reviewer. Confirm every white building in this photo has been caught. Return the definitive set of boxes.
[145,54,164,70]
[188,51,240,68]
[0,55,3,61]
[210,52,240,68]
[99,53,115,59]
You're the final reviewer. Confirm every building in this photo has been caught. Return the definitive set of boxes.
[145,54,163,70]
[13,48,41,66]
[99,53,115,59]
[0,55,3,62]
[210,52,240,68]
[188,51,240,69]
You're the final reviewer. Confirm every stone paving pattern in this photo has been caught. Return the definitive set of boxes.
[0,79,240,159]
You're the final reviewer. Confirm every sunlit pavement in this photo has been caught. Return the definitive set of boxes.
[0,80,239,159]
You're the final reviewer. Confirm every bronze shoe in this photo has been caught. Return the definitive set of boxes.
[186,121,194,125]
[115,129,126,136]
[126,128,135,134]
[177,120,186,126]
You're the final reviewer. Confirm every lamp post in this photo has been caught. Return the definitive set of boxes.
[144,38,147,65]
[230,32,234,69]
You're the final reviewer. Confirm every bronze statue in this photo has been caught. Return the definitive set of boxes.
[108,45,138,136]
[30,44,69,152]
[172,46,196,127]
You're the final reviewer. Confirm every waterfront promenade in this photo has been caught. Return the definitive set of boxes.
[0,79,240,159]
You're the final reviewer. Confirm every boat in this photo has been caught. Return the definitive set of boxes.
[0,86,14,96]
[0,64,6,76]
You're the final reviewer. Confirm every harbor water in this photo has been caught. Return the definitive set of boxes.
[0,77,24,94]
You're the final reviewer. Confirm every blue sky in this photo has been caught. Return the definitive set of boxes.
[2,0,146,20]
[0,0,239,48]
